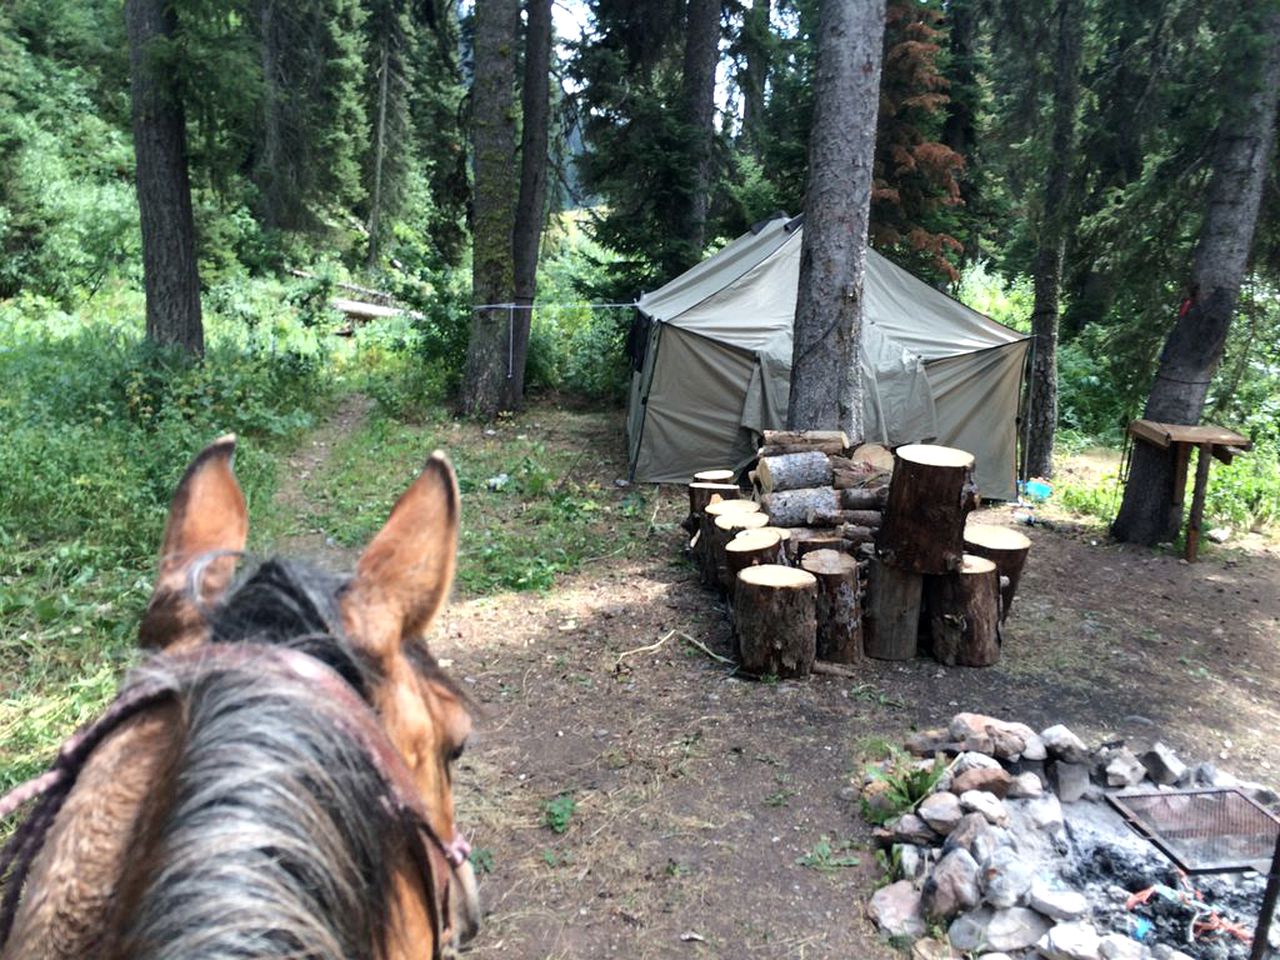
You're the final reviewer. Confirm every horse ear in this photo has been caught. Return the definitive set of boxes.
[139,435,248,648]
[343,451,460,659]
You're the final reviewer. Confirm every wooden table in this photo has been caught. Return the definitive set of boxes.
[1127,420,1252,561]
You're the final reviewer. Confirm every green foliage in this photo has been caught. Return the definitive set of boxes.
[543,792,577,834]
[470,847,495,875]
[795,836,861,873]
[955,260,1032,333]
[860,749,945,826]
[0,288,339,789]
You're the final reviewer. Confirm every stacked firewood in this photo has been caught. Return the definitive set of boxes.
[682,433,1032,680]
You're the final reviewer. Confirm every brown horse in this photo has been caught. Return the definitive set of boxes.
[0,436,481,959]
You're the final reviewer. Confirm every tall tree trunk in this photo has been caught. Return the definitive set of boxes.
[505,0,552,410]
[679,0,720,265]
[125,0,204,354]
[940,0,978,259]
[787,0,885,439]
[257,0,290,231]
[462,0,519,416]
[740,0,771,156]
[1023,0,1082,479]
[1112,9,1280,546]
[367,42,390,268]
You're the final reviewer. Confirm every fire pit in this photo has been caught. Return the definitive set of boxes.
[1109,789,1280,960]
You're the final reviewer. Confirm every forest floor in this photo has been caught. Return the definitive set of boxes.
[271,396,1280,960]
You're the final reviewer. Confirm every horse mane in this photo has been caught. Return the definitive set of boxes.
[115,558,411,960]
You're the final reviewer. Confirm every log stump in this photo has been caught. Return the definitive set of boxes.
[863,556,923,660]
[754,526,792,561]
[697,500,762,584]
[877,444,978,574]
[711,514,768,591]
[759,487,840,527]
[733,565,817,677]
[800,549,862,664]
[685,481,740,532]
[694,469,736,483]
[757,451,833,494]
[726,529,785,577]
[924,555,1000,667]
[963,523,1031,621]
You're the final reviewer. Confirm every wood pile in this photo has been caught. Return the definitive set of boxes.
[682,430,1034,678]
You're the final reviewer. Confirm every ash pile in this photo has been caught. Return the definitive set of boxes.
[864,713,1280,960]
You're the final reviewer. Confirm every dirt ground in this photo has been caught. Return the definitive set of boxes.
[281,402,1280,960]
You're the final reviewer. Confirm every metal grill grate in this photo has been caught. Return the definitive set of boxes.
[1108,788,1280,874]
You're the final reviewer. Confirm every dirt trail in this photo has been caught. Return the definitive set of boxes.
[275,401,1280,959]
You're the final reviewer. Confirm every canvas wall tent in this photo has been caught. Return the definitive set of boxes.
[625,214,1031,500]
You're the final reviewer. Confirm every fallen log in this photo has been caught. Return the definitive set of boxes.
[757,451,833,494]
[800,549,862,664]
[806,508,883,528]
[840,486,889,510]
[924,555,1001,667]
[733,565,817,677]
[963,523,1031,622]
[877,444,978,575]
[759,487,840,527]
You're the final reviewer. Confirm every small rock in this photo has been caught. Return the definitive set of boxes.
[954,751,1004,776]
[948,907,994,952]
[870,880,927,938]
[1098,933,1151,960]
[1050,762,1091,803]
[1105,885,1130,903]
[1021,734,1048,761]
[1140,742,1187,786]
[983,847,1035,908]
[985,907,1053,952]
[896,844,925,884]
[1028,884,1089,921]
[960,790,1010,826]
[1037,920,1101,960]
[919,792,965,834]
[923,849,982,921]
[862,779,900,820]
[1105,748,1148,788]
[1041,725,1089,763]
[912,938,958,960]
[1206,527,1230,544]
[837,785,859,802]
[906,728,951,756]
[1008,772,1044,799]
[1026,794,1065,832]
[979,955,1015,960]
[892,813,942,846]
[989,726,1030,761]
[954,766,1014,799]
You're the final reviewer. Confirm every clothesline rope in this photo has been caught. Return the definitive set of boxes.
[471,302,636,311]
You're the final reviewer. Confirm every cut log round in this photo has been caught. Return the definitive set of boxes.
[686,481,740,532]
[863,556,923,660]
[725,529,785,576]
[694,469,736,483]
[697,500,760,585]
[733,565,817,677]
[757,451,834,494]
[708,512,771,591]
[800,549,862,664]
[840,486,889,510]
[704,499,760,518]
[759,487,840,527]
[877,444,978,574]
[923,554,1000,667]
[793,533,847,558]
[963,523,1031,621]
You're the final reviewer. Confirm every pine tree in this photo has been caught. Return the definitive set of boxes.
[363,0,412,267]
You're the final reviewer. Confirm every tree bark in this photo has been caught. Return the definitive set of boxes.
[506,0,553,410]
[924,555,1001,667]
[1112,8,1280,545]
[679,0,721,264]
[125,0,204,354]
[739,0,771,155]
[863,556,922,660]
[757,451,833,494]
[462,0,520,416]
[877,445,978,574]
[787,0,884,437]
[801,549,862,663]
[733,565,818,677]
[1024,0,1082,479]
[759,487,841,527]
[940,0,979,259]
[367,41,391,267]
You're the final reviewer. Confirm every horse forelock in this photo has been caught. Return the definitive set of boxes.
[116,659,408,960]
